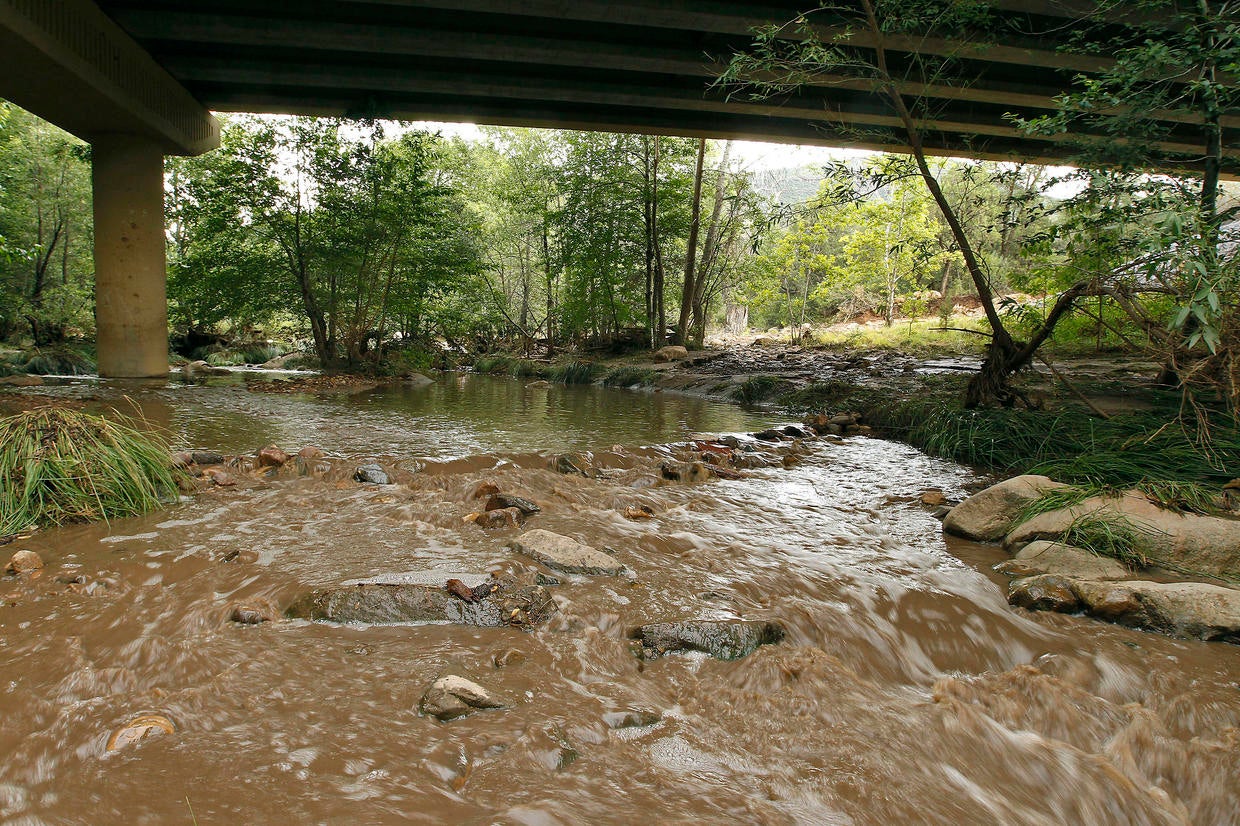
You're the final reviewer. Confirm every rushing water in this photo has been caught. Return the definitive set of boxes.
[2,374,1239,825]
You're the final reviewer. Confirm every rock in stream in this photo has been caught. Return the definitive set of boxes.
[632,619,785,660]
[286,575,555,627]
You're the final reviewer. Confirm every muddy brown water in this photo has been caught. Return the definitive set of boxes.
[2,374,1238,825]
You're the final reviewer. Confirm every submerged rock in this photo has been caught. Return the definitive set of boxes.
[353,464,390,485]
[106,714,176,752]
[485,494,541,515]
[285,575,555,628]
[659,460,711,485]
[943,475,1067,541]
[6,550,43,575]
[419,675,505,721]
[229,604,274,625]
[509,529,624,576]
[257,445,290,467]
[469,507,525,529]
[297,446,325,460]
[632,619,785,660]
[603,709,662,729]
[205,468,236,487]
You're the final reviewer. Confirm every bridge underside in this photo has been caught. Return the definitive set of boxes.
[1,0,1238,375]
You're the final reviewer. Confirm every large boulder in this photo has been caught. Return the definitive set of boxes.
[1011,540,1131,581]
[653,345,689,363]
[1006,574,1240,643]
[508,529,624,576]
[286,575,555,627]
[1005,490,1240,581]
[419,675,505,721]
[942,475,1067,541]
[632,619,785,660]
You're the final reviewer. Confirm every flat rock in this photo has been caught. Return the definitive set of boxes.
[1074,579,1240,642]
[632,619,785,660]
[0,374,43,386]
[509,529,624,576]
[190,450,225,466]
[286,575,555,627]
[353,464,390,485]
[943,475,1067,541]
[1013,541,1132,581]
[1004,490,1240,581]
[419,675,505,721]
[1008,574,1240,643]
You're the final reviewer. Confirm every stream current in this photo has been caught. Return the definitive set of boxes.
[1,373,1238,824]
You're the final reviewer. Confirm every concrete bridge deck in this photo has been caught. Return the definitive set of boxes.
[2,0,1238,375]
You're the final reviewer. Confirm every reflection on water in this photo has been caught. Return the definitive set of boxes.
[18,372,770,457]
[1,373,1238,824]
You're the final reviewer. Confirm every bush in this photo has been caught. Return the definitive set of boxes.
[0,409,183,536]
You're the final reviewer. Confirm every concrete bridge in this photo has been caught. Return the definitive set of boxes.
[2,0,1238,376]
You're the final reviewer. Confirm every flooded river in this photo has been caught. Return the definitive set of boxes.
[2,374,1238,824]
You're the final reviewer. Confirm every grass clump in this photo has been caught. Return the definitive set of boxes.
[602,366,658,388]
[733,375,780,405]
[22,345,96,376]
[549,361,600,385]
[0,409,182,536]
[1061,513,1154,569]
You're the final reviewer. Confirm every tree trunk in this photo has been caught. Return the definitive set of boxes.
[676,138,707,346]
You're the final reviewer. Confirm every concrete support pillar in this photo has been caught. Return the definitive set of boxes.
[93,135,168,378]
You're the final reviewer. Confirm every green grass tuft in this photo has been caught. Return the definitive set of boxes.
[548,361,600,385]
[1061,513,1155,569]
[602,366,659,388]
[0,408,183,537]
[732,375,780,405]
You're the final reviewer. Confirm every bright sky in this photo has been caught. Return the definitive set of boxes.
[409,120,868,171]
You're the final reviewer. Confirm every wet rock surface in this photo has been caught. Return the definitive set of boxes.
[419,675,505,721]
[943,475,1066,541]
[6,550,43,575]
[1009,574,1240,643]
[285,575,555,628]
[484,494,541,515]
[353,464,390,485]
[509,529,624,576]
[105,714,176,752]
[632,619,785,660]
